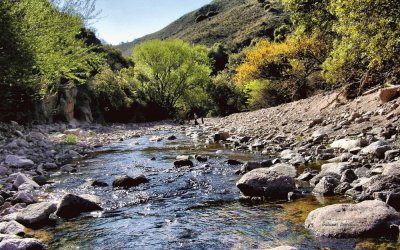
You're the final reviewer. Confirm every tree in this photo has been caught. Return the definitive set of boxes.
[323,0,400,89]
[50,0,101,26]
[132,39,212,116]
[282,0,336,41]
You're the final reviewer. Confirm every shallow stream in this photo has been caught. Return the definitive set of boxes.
[33,130,398,249]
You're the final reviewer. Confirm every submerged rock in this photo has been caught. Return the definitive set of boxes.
[112,175,149,189]
[56,194,102,219]
[174,159,194,167]
[236,168,295,199]
[305,200,400,238]
[91,180,108,187]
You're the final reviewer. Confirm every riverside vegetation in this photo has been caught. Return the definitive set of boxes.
[1,0,400,249]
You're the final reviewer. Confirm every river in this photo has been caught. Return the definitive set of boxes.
[31,129,398,249]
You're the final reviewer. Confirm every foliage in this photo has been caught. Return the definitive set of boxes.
[244,79,288,110]
[132,39,212,116]
[206,72,247,116]
[208,43,229,75]
[1,0,104,94]
[274,24,291,43]
[65,134,77,145]
[235,36,326,84]
[282,0,335,40]
[323,0,400,87]
[90,66,135,111]
[50,0,101,26]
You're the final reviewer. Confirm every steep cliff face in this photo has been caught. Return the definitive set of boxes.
[117,0,288,56]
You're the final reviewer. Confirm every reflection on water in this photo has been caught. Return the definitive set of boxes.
[31,131,399,249]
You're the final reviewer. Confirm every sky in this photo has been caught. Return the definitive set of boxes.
[93,0,212,45]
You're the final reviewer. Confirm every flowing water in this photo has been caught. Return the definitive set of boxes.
[33,130,399,249]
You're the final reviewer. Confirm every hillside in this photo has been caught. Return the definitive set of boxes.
[117,0,289,56]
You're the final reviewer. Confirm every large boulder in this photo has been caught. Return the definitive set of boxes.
[0,221,25,236]
[305,200,400,238]
[16,202,57,228]
[112,175,149,189]
[0,238,46,250]
[4,155,34,169]
[236,168,295,198]
[56,194,102,219]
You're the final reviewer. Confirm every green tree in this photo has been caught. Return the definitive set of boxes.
[282,0,335,40]
[132,39,212,116]
[323,0,400,88]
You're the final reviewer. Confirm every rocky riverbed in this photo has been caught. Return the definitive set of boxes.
[1,89,400,249]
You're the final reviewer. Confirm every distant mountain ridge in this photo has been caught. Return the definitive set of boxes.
[117,0,288,56]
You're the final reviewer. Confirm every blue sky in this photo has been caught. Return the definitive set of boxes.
[93,0,211,45]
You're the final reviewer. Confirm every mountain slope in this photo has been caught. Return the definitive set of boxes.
[117,0,289,56]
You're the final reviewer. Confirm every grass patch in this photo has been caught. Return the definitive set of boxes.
[65,134,77,145]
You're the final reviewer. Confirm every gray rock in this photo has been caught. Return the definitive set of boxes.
[269,163,297,178]
[240,161,262,174]
[330,138,367,151]
[4,155,34,169]
[27,131,46,141]
[382,161,400,176]
[12,192,36,205]
[0,234,19,242]
[112,175,149,189]
[385,150,400,161]
[305,200,400,238]
[334,182,352,194]
[297,172,315,182]
[269,247,298,250]
[16,202,57,228]
[0,221,25,236]
[361,175,400,200]
[43,162,58,170]
[236,168,295,198]
[360,140,391,159]
[0,238,45,250]
[313,176,339,196]
[340,169,358,183]
[56,193,102,219]
[12,173,40,190]
[321,162,353,176]
[354,167,369,178]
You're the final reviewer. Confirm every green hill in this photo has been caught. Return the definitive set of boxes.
[117,0,289,56]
